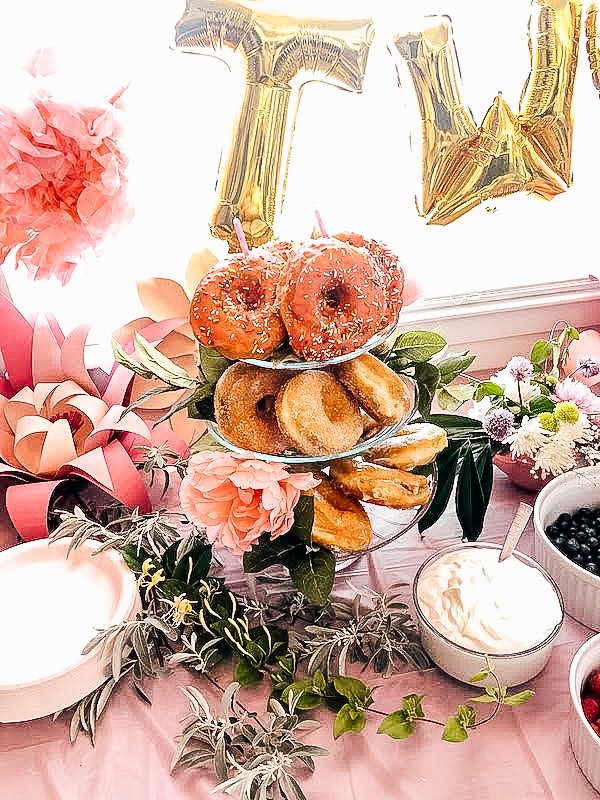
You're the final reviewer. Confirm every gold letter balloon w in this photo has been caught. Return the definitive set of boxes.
[175,0,373,250]
[391,0,582,225]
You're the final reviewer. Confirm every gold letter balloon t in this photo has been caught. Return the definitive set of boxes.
[391,0,581,225]
[175,0,373,250]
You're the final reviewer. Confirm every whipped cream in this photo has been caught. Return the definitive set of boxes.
[416,548,562,654]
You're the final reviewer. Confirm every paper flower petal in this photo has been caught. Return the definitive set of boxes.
[3,387,36,432]
[60,325,100,396]
[38,418,78,475]
[184,248,218,298]
[137,278,192,322]
[0,293,34,391]
[85,406,151,452]
[31,314,63,384]
[13,415,53,473]
[5,479,66,542]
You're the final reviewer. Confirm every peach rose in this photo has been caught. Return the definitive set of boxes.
[179,451,319,556]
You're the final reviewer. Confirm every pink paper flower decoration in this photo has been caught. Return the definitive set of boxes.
[0,292,152,544]
[179,451,320,556]
[0,83,131,284]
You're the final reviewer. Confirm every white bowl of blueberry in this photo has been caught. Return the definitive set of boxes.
[533,465,600,631]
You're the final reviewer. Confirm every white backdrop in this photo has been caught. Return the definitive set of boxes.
[0,1,598,342]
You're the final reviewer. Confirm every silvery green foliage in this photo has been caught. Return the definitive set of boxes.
[49,507,191,558]
[293,584,430,678]
[172,683,327,800]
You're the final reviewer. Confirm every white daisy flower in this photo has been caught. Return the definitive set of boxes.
[507,416,549,459]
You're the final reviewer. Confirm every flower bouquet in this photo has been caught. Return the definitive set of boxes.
[463,323,600,490]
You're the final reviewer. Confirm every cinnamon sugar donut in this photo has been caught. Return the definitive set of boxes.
[329,458,431,509]
[334,232,404,328]
[305,472,372,552]
[275,370,362,456]
[214,362,292,454]
[334,352,413,425]
[190,251,286,360]
[278,239,388,361]
[367,423,448,470]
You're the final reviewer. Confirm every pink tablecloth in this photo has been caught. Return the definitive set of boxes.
[1,468,598,800]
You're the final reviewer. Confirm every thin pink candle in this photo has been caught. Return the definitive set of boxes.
[314,209,329,238]
[233,218,250,257]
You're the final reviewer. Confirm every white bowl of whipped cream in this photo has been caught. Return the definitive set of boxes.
[413,543,564,686]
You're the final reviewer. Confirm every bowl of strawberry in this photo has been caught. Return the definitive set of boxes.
[533,466,600,631]
[569,633,600,791]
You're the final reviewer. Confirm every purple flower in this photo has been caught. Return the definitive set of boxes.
[577,358,600,379]
[484,408,515,442]
[506,356,534,382]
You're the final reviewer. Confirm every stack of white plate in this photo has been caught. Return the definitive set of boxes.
[0,538,140,722]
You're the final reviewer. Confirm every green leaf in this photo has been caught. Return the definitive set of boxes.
[235,657,263,687]
[414,362,441,419]
[437,384,476,412]
[333,703,366,739]
[282,680,324,710]
[242,532,305,574]
[134,333,196,388]
[333,677,373,709]
[288,548,335,605]
[290,494,314,544]
[427,414,485,434]
[530,339,553,365]
[418,446,460,533]
[389,330,447,362]
[171,545,212,585]
[159,578,201,605]
[456,446,487,541]
[502,690,535,706]
[474,381,504,402]
[111,337,155,379]
[120,545,144,574]
[401,693,425,720]
[475,444,493,513]
[469,694,497,704]
[441,715,469,742]
[186,381,217,422]
[437,353,476,386]
[528,395,556,415]
[377,709,414,739]
[199,346,232,384]
[469,668,491,683]
[456,704,477,728]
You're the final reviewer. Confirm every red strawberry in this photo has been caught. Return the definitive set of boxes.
[582,697,600,723]
[587,671,600,696]
[591,722,600,738]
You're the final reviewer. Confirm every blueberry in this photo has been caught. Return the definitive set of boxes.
[580,543,592,559]
[557,513,572,525]
[566,537,581,555]
[585,562,600,575]
[575,529,589,542]
[589,536,599,552]
[545,524,560,539]
[572,553,587,566]
[554,535,568,552]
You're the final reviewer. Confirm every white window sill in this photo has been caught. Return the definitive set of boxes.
[399,278,600,373]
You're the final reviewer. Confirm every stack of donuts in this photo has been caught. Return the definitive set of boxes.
[213,351,413,457]
[189,233,404,362]
[305,421,448,553]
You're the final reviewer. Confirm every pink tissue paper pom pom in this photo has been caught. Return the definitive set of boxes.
[0,67,131,285]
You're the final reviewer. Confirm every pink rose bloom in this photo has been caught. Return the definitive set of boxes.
[179,451,320,556]
[553,377,600,422]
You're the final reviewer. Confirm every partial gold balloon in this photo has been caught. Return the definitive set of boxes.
[586,3,600,94]
[391,1,581,225]
[175,1,373,251]
[519,0,582,183]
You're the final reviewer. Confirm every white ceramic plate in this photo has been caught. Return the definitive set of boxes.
[0,538,140,722]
